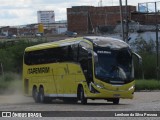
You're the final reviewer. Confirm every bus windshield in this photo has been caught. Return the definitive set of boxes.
[94,47,133,84]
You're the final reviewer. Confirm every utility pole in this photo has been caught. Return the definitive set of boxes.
[155,2,159,80]
[138,1,159,80]
[125,0,129,43]
[98,0,102,7]
[119,0,125,41]
[0,62,4,78]
[100,0,102,7]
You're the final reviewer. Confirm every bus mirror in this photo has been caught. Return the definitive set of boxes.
[132,52,142,65]
[94,52,98,63]
[88,52,92,60]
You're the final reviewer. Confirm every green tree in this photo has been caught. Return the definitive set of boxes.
[131,37,155,53]
[130,37,157,79]
[0,39,45,73]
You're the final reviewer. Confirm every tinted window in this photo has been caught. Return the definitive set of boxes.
[71,44,78,61]
[24,45,78,65]
[94,47,133,84]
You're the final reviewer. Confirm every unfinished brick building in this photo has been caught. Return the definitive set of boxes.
[67,6,136,33]
[131,12,160,25]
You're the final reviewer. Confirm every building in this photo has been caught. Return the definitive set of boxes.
[37,11,55,24]
[67,6,136,33]
[131,12,160,25]
[0,22,67,36]
[0,26,18,36]
[41,22,67,34]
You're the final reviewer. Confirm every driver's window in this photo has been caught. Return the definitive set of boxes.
[78,42,93,82]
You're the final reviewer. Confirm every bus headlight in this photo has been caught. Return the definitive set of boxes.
[94,83,104,89]
[128,85,135,91]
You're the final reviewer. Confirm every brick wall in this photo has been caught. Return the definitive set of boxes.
[67,6,136,33]
[131,12,160,25]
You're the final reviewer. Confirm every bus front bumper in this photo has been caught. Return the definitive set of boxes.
[85,86,134,99]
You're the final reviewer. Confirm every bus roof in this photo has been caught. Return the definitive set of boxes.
[25,36,129,52]
[84,36,129,49]
[25,37,83,52]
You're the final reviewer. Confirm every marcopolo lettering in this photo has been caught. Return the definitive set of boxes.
[28,67,50,74]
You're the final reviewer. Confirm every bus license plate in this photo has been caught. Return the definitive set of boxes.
[113,94,120,98]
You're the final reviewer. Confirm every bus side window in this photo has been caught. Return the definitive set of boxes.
[24,45,80,65]
[78,42,93,83]
[78,44,89,80]
[79,46,88,70]
[71,44,78,62]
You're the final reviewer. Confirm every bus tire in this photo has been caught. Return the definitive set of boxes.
[80,86,87,104]
[39,87,52,103]
[39,87,45,103]
[32,87,39,103]
[113,98,120,104]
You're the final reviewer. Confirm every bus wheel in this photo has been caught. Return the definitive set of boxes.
[32,88,39,103]
[39,87,52,103]
[39,87,45,103]
[113,98,120,104]
[80,87,87,104]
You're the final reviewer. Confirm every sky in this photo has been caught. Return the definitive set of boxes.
[0,0,158,26]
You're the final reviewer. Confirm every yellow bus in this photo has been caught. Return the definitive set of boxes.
[23,36,141,104]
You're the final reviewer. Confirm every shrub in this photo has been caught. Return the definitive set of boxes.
[0,38,45,73]
[135,79,160,90]
[131,37,159,79]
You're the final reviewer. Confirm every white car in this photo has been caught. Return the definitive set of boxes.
[12,34,17,38]
[65,31,77,37]
[35,33,41,37]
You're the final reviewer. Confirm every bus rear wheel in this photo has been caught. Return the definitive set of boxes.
[79,87,87,104]
[32,88,39,103]
[39,87,52,103]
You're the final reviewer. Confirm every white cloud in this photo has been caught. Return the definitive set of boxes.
[0,0,159,26]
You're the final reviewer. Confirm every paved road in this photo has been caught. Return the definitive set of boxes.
[0,92,160,120]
